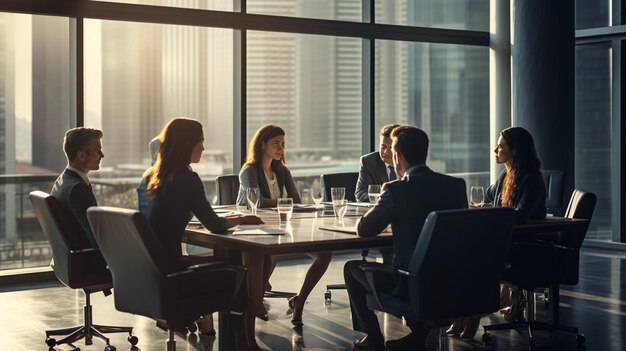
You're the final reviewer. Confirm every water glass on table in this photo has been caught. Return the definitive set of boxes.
[470,186,485,207]
[367,184,381,204]
[278,197,294,222]
[247,187,260,215]
[333,199,348,224]
[331,187,345,202]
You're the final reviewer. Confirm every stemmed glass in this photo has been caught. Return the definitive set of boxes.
[311,182,324,208]
[367,184,381,204]
[246,187,260,215]
[470,186,485,207]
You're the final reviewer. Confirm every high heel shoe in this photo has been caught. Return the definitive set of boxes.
[445,318,464,335]
[460,317,480,339]
[288,296,304,327]
[196,317,216,336]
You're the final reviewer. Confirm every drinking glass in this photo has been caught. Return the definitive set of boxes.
[278,198,294,222]
[246,187,260,215]
[331,187,345,202]
[367,184,381,204]
[470,186,485,207]
[333,199,348,224]
[311,184,324,207]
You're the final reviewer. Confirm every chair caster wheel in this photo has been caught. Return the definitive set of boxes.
[324,290,331,302]
[45,337,57,347]
[576,334,586,344]
[482,333,491,343]
[187,323,198,333]
[128,335,139,346]
[104,345,116,351]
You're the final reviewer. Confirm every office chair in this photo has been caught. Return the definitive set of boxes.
[87,206,247,351]
[215,174,240,205]
[320,172,378,301]
[321,172,359,202]
[543,170,565,216]
[362,208,515,349]
[29,191,136,350]
[482,189,597,349]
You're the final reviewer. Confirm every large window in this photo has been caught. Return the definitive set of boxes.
[0,13,70,269]
[84,20,234,208]
[375,0,489,31]
[247,0,362,22]
[574,43,612,241]
[576,0,610,29]
[247,31,362,197]
[0,0,492,273]
[375,40,490,189]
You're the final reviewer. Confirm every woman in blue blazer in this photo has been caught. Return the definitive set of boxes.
[138,118,263,350]
[447,126,546,338]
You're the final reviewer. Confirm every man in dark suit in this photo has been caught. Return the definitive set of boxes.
[51,127,104,248]
[355,124,400,202]
[345,126,467,351]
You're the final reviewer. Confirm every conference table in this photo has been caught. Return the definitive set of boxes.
[183,205,590,350]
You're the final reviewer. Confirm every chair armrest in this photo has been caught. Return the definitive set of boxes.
[360,262,406,311]
[69,247,100,254]
[166,261,244,278]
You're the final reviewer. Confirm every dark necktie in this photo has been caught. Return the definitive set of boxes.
[388,165,396,181]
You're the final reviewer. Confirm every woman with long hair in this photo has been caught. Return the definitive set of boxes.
[237,124,332,327]
[447,126,546,339]
[138,117,264,350]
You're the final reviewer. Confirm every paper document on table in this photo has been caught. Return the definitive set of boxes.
[232,225,286,235]
[318,225,358,235]
[318,225,391,235]
[347,202,374,208]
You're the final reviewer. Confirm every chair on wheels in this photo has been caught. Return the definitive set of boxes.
[86,206,247,351]
[215,174,240,205]
[320,172,380,301]
[29,191,136,351]
[362,208,515,348]
[543,170,565,216]
[482,189,597,349]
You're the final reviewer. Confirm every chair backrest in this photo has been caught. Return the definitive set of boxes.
[29,190,93,286]
[321,172,358,202]
[87,206,177,317]
[561,188,597,249]
[406,207,515,320]
[543,169,565,215]
[216,174,240,205]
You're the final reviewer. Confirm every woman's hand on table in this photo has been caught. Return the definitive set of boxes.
[226,214,264,227]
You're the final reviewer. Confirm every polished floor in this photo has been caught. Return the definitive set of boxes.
[0,248,624,351]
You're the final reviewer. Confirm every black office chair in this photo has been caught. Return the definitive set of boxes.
[321,172,359,202]
[215,174,240,205]
[362,208,515,348]
[86,206,247,351]
[482,189,597,349]
[29,191,136,350]
[543,170,565,216]
[320,172,365,301]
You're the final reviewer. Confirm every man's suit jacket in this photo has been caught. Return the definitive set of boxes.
[51,169,98,248]
[355,151,389,202]
[357,165,468,270]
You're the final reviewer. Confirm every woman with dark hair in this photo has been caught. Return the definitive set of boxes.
[237,124,332,327]
[138,117,263,350]
[446,126,546,339]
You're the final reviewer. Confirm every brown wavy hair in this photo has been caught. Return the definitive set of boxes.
[244,124,286,172]
[143,118,203,197]
[500,127,543,207]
